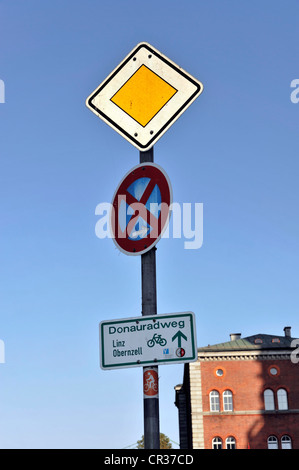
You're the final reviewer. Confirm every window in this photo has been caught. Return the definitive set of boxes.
[269,367,278,376]
[277,388,288,410]
[281,435,292,449]
[223,390,233,411]
[226,436,236,449]
[216,368,224,377]
[267,436,278,449]
[210,390,220,412]
[264,389,275,410]
[212,437,222,449]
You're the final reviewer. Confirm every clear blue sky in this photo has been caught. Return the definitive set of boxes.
[0,0,298,449]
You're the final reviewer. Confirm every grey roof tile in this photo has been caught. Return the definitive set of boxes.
[198,333,296,352]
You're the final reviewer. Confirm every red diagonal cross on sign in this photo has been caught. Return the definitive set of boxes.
[122,176,160,239]
[110,163,172,256]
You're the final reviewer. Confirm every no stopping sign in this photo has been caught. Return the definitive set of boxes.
[110,163,172,255]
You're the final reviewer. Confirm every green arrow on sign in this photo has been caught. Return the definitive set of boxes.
[172,330,187,348]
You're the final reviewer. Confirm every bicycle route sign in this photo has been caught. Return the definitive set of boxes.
[99,312,197,370]
[86,42,203,151]
[110,162,172,256]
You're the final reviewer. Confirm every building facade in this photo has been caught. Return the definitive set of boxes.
[175,326,299,449]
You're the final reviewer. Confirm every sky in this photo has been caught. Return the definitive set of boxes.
[0,0,299,449]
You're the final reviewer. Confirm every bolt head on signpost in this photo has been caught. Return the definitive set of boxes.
[86,42,203,151]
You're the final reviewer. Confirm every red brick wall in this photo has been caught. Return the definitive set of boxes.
[199,358,299,449]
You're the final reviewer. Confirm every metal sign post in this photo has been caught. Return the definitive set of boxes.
[140,147,160,449]
[86,41,203,452]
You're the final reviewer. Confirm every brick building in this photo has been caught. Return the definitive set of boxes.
[175,326,299,449]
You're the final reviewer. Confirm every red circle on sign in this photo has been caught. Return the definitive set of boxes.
[110,163,172,255]
[176,348,185,357]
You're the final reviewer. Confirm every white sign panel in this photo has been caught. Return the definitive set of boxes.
[100,312,197,370]
[86,42,203,152]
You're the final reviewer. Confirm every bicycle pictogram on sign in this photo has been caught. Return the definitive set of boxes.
[147,333,167,348]
[143,369,158,397]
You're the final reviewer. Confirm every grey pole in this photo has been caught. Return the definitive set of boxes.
[140,147,160,450]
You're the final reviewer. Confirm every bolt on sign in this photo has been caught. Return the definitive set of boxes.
[86,42,203,151]
[99,312,197,370]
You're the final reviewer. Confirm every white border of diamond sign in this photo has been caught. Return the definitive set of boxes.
[86,42,203,151]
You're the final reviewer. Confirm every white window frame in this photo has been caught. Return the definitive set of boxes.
[267,435,278,449]
[226,436,236,449]
[212,437,222,449]
[277,388,288,410]
[209,390,220,412]
[223,390,233,412]
[264,389,275,410]
[281,435,292,449]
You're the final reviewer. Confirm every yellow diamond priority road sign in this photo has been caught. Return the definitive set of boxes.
[86,42,203,151]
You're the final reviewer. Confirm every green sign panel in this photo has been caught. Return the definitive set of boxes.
[100,312,197,370]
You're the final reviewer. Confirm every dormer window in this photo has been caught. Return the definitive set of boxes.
[255,338,263,344]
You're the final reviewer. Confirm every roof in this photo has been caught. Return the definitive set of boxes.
[198,333,296,353]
